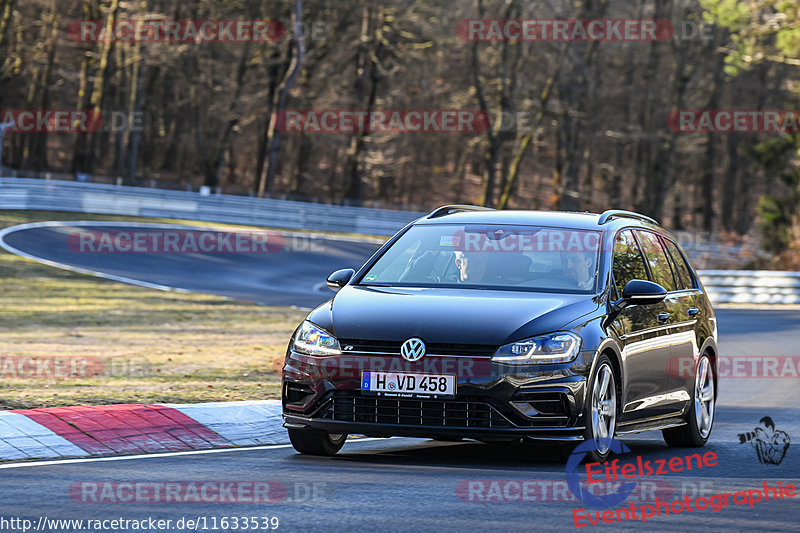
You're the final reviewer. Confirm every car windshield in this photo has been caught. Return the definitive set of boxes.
[360,224,600,293]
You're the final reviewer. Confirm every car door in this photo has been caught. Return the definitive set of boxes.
[611,229,674,421]
[634,230,695,412]
[659,235,704,401]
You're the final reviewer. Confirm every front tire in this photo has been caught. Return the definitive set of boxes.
[582,354,618,463]
[288,428,347,456]
[663,354,715,447]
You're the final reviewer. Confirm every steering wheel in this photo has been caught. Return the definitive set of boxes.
[545,273,579,288]
[398,251,440,283]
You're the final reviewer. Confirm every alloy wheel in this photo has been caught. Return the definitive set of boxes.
[591,363,617,454]
[694,356,715,438]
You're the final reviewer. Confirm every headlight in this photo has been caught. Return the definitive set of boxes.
[293,321,341,356]
[492,332,580,364]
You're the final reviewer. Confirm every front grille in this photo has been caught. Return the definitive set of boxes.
[338,339,401,355]
[427,342,496,357]
[339,339,496,357]
[319,392,512,428]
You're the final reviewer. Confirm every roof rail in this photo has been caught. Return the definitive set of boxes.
[426,204,495,219]
[598,209,658,225]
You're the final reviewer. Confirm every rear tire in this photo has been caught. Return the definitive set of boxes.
[288,428,347,456]
[663,354,715,447]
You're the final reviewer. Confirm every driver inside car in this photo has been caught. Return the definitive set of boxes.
[455,251,489,283]
[562,250,595,290]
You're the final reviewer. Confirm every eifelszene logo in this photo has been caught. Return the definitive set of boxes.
[565,437,637,508]
[565,437,718,508]
[738,417,791,465]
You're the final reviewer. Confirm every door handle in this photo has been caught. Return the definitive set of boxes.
[687,307,700,317]
[657,312,671,323]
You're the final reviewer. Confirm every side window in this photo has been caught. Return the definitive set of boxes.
[662,238,695,290]
[635,231,678,291]
[612,230,648,296]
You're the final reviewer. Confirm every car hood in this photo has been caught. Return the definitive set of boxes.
[306,285,600,346]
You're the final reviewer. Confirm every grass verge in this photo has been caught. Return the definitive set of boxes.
[0,210,308,409]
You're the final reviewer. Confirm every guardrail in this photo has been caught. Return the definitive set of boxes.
[0,177,424,236]
[698,270,800,305]
[2,176,798,305]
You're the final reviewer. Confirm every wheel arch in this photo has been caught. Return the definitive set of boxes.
[592,338,624,410]
[603,349,623,412]
[700,340,719,399]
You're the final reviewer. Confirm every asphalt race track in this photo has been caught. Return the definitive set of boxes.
[0,309,798,533]
[0,222,384,308]
[1,222,799,531]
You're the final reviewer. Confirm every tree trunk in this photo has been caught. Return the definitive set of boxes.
[258,0,305,197]
[554,0,606,211]
[470,0,497,207]
[87,0,120,174]
[208,40,252,188]
[28,3,59,171]
[634,0,668,212]
[344,6,384,203]
[496,61,560,210]
[254,49,284,193]
[0,0,18,111]
[700,30,725,232]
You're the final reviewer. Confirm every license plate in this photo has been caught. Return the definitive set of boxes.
[361,371,456,398]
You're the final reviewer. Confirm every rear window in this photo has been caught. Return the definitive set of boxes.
[662,237,695,290]
[635,230,678,291]
[360,224,601,293]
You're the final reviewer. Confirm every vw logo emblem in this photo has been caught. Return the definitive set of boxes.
[400,338,426,362]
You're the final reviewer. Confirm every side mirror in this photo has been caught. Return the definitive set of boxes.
[613,279,667,310]
[326,268,355,292]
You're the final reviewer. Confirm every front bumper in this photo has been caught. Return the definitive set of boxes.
[282,349,595,441]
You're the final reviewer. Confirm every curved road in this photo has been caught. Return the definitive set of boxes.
[0,222,798,531]
[0,221,383,308]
